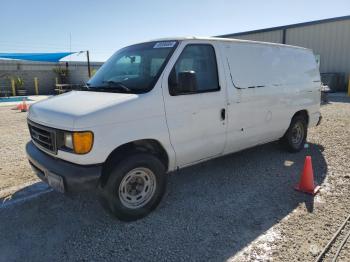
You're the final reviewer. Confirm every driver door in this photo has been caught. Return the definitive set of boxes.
[161,42,227,167]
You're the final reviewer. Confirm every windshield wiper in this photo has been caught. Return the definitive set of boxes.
[102,80,132,92]
[85,86,130,93]
[85,81,147,94]
[82,83,90,90]
[84,82,132,93]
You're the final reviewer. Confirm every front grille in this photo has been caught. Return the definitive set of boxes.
[28,121,57,154]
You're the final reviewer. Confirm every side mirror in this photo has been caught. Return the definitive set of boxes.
[169,70,197,95]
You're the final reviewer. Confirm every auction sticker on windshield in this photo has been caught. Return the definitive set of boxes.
[153,41,177,48]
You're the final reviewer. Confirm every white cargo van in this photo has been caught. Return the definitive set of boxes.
[26,37,321,220]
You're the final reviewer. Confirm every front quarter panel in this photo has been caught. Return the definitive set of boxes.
[56,83,176,171]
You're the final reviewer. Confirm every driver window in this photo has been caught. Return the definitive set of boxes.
[169,44,219,95]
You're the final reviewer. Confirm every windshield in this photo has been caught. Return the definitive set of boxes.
[87,41,178,93]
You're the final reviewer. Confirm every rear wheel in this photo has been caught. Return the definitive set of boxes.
[281,115,307,152]
[99,153,166,221]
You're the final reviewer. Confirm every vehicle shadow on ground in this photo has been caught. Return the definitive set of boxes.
[0,142,327,262]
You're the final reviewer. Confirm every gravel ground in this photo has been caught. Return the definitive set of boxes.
[322,220,350,262]
[233,94,350,261]
[0,94,349,262]
[0,107,38,193]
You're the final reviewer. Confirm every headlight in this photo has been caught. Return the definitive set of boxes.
[63,131,93,154]
[64,133,73,149]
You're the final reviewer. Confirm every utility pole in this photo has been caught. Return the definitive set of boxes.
[86,50,91,78]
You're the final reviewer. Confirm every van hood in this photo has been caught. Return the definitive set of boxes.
[28,91,137,129]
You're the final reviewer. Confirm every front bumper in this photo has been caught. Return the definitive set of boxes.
[26,141,102,193]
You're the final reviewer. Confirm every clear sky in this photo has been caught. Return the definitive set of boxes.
[0,0,349,62]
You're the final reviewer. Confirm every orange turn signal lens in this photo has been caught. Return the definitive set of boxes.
[72,132,93,154]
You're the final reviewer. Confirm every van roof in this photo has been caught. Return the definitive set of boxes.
[149,36,310,51]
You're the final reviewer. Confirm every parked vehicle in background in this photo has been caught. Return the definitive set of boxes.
[26,37,322,221]
[321,83,330,104]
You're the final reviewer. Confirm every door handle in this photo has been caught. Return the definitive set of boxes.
[220,108,226,120]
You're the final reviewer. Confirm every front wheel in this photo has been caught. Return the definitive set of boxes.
[280,115,307,152]
[99,153,166,221]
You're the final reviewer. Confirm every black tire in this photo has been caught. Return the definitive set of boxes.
[280,115,307,152]
[99,153,166,221]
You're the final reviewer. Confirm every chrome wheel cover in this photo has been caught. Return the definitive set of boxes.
[118,167,157,209]
[291,121,304,145]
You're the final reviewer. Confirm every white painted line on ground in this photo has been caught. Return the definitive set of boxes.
[0,181,39,196]
[228,227,281,262]
[0,182,53,209]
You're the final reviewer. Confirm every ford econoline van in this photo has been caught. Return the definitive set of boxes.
[26,37,321,221]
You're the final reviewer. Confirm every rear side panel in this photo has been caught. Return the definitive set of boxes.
[221,41,320,154]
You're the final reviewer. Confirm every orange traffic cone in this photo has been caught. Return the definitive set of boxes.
[12,99,29,111]
[295,156,320,195]
[11,98,30,111]
[11,102,22,110]
[17,98,29,112]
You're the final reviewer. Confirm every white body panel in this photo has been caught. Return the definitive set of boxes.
[27,37,321,172]
[220,40,321,153]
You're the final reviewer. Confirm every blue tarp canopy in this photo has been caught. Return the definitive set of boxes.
[0,52,75,62]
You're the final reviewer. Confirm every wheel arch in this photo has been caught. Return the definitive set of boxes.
[292,110,309,125]
[282,109,309,138]
[100,139,169,187]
